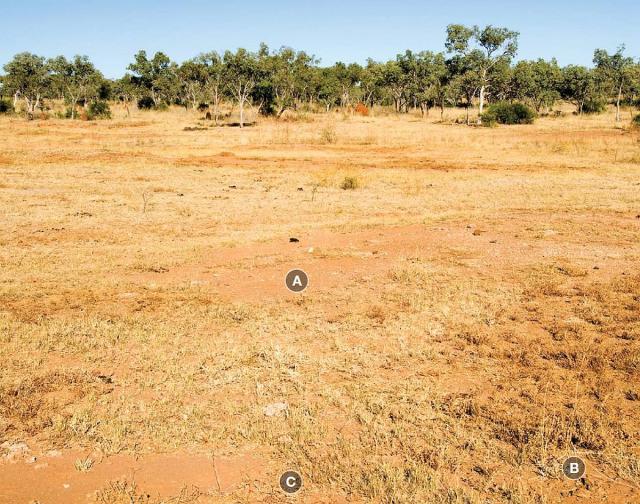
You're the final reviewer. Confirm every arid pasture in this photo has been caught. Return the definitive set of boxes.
[0,106,639,503]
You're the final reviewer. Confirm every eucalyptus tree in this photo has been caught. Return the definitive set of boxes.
[127,50,178,107]
[332,62,362,108]
[445,24,518,123]
[511,59,562,112]
[396,50,447,117]
[3,52,51,118]
[178,59,207,109]
[359,59,384,108]
[259,46,316,116]
[593,45,635,121]
[196,52,225,124]
[113,74,138,117]
[313,66,341,111]
[560,65,599,115]
[418,51,449,118]
[49,55,103,118]
[448,53,480,124]
[380,60,408,112]
[223,47,260,127]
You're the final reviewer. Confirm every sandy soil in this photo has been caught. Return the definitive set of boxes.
[0,106,639,503]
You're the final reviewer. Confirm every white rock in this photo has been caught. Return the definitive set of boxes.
[263,402,289,417]
[1,441,30,462]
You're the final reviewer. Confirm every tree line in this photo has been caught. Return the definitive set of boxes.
[1,24,639,126]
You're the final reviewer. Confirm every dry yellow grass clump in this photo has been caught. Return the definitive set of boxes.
[0,105,639,503]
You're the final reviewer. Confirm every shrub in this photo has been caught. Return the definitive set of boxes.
[0,98,13,114]
[481,102,535,126]
[632,114,640,129]
[582,99,606,115]
[137,96,155,110]
[340,176,359,190]
[87,101,111,120]
[320,125,337,144]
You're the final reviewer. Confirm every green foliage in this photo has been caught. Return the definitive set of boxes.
[3,52,50,117]
[49,55,105,119]
[631,114,640,128]
[1,30,638,125]
[560,65,604,114]
[593,46,636,120]
[445,24,519,123]
[581,99,606,114]
[0,98,13,113]
[137,96,155,109]
[87,100,111,119]
[340,176,359,190]
[127,50,179,108]
[510,59,561,111]
[481,102,535,125]
[223,47,261,127]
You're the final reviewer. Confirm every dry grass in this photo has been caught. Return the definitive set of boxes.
[0,104,639,503]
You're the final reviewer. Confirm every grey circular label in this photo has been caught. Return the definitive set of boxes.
[562,456,586,480]
[285,269,308,293]
[279,470,302,494]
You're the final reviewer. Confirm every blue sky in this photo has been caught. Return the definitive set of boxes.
[1,0,638,77]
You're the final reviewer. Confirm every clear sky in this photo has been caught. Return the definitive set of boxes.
[1,0,638,78]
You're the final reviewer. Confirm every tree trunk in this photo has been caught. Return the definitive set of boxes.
[615,84,622,122]
[239,97,244,128]
[478,85,485,124]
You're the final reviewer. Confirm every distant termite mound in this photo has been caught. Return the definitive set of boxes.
[355,103,369,116]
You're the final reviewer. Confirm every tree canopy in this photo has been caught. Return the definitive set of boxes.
[2,25,639,122]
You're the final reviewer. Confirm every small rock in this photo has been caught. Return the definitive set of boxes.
[228,185,237,189]
[297,187,304,191]
[489,240,497,244]
[593,266,600,270]
[25,456,37,464]
[289,237,299,243]
[308,247,314,253]
[63,484,70,489]
[263,402,288,417]
[1,441,30,462]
